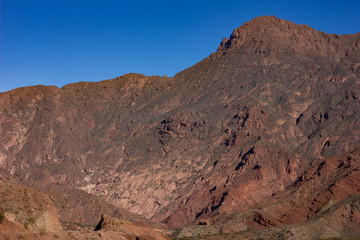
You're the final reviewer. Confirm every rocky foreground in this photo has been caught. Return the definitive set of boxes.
[0,16,359,239]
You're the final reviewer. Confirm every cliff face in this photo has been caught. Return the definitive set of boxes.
[174,149,360,239]
[0,16,359,229]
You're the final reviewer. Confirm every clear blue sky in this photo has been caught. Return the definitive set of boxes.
[1,0,359,92]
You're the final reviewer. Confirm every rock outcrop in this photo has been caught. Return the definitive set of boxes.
[95,214,169,240]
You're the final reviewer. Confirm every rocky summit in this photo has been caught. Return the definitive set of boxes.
[0,16,359,239]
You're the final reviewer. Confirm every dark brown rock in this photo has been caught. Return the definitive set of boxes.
[95,214,169,240]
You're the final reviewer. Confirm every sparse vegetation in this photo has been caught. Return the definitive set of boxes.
[28,216,36,224]
[39,228,47,236]
[0,212,5,224]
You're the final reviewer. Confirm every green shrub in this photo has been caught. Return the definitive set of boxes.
[0,213,5,224]
[28,217,36,224]
[40,229,47,236]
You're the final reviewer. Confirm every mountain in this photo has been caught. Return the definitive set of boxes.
[0,16,359,238]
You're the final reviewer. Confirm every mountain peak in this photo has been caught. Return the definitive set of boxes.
[242,15,287,27]
[217,16,328,54]
[214,16,360,66]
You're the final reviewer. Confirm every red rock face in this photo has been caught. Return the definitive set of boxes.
[255,149,360,227]
[0,16,359,231]
[172,150,360,239]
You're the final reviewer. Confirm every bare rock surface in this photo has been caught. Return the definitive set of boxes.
[173,149,360,239]
[0,16,359,238]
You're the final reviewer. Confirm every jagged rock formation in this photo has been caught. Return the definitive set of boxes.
[174,149,360,239]
[0,16,359,237]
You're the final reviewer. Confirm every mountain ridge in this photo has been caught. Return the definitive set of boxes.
[1,16,359,95]
[1,16,359,239]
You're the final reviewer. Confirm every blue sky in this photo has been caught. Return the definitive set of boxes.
[1,0,359,92]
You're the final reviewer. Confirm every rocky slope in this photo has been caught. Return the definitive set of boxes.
[0,15,359,235]
[21,179,165,228]
[94,214,169,240]
[0,180,62,233]
[0,175,168,239]
[174,149,360,239]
